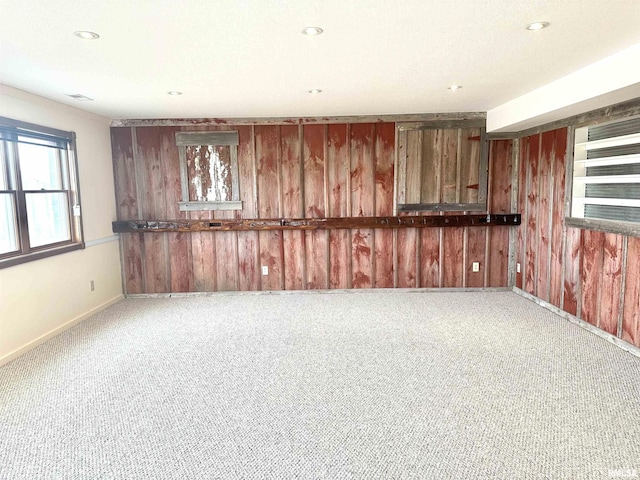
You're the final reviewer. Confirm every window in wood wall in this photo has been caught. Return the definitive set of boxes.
[176,131,242,211]
[396,121,488,212]
[572,116,640,224]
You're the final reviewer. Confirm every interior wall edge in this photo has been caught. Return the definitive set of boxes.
[512,287,640,359]
[0,294,124,368]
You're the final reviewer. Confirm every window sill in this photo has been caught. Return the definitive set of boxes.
[565,217,640,237]
[398,203,487,213]
[0,242,84,270]
[179,201,243,212]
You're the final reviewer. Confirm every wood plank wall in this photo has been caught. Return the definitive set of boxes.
[515,127,640,349]
[111,123,514,295]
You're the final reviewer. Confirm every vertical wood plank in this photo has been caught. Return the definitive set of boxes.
[441,129,459,203]
[406,130,423,204]
[236,125,261,291]
[466,226,486,287]
[419,130,439,203]
[443,218,464,288]
[515,137,528,289]
[525,134,540,295]
[136,127,170,293]
[111,127,139,221]
[111,127,143,294]
[205,125,240,292]
[600,233,624,335]
[563,227,581,316]
[440,129,463,287]
[622,237,640,347]
[419,223,440,288]
[549,128,568,307]
[304,124,328,289]
[580,229,605,326]
[398,128,421,288]
[536,131,554,301]
[327,124,351,289]
[180,126,216,292]
[374,123,395,288]
[459,128,481,204]
[395,130,422,288]
[487,139,513,287]
[281,124,304,290]
[213,211,239,291]
[350,124,375,289]
[255,125,284,291]
[160,126,192,293]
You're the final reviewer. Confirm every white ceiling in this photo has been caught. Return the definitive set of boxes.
[1,0,640,121]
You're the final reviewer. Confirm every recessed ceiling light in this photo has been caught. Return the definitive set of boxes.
[74,31,100,40]
[525,21,550,31]
[448,85,462,91]
[302,27,323,36]
[66,94,93,101]
[167,91,183,96]
[308,89,322,94]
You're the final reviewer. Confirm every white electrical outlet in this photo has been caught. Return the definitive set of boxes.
[516,262,521,273]
[90,280,95,292]
[472,262,480,272]
[261,266,269,276]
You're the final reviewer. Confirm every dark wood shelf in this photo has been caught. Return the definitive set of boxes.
[113,214,521,233]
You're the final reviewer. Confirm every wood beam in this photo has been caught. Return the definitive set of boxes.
[113,214,521,233]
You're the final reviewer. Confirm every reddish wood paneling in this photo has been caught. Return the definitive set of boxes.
[236,125,260,291]
[397,227,418,288]
[622,237,640,347]
[281,125,304,290]
[304,125,328,289]
[515,136,528,290]
[327,124,351,289]
[580,228,605,327]
[536,131,554,301]
[419,221,440,288]
[443,221,464,288]
[350,124,375,289]
[161,127,192,293]
[111,127,144,294]
[599,233,623,335]
[524,134,540,296]
[136,128,169,293]
[112,123,515,296]
[466,227,486,288]
[549,128,567,307]
[563,227,581,316]
[487,139,512,287]
[255,125,284,291]
[374,123,395,288]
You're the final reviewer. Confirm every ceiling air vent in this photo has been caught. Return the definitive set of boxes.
[66,94,93,101]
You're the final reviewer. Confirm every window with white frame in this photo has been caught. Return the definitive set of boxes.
[572,116,640,224]
[0,116,83,268]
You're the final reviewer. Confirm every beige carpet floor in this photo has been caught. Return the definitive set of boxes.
[1,291,639,479]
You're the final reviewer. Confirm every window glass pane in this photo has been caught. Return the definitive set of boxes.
[0,193,18,254]
[25,192,70,248]
[186,144,233,202]
[18,143,62,190]
[0,146,7,190]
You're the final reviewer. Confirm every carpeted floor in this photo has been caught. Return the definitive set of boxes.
[1,291,639,479]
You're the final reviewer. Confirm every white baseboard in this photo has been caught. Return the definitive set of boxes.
[0,294,124,367]
[512,287,640,359]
